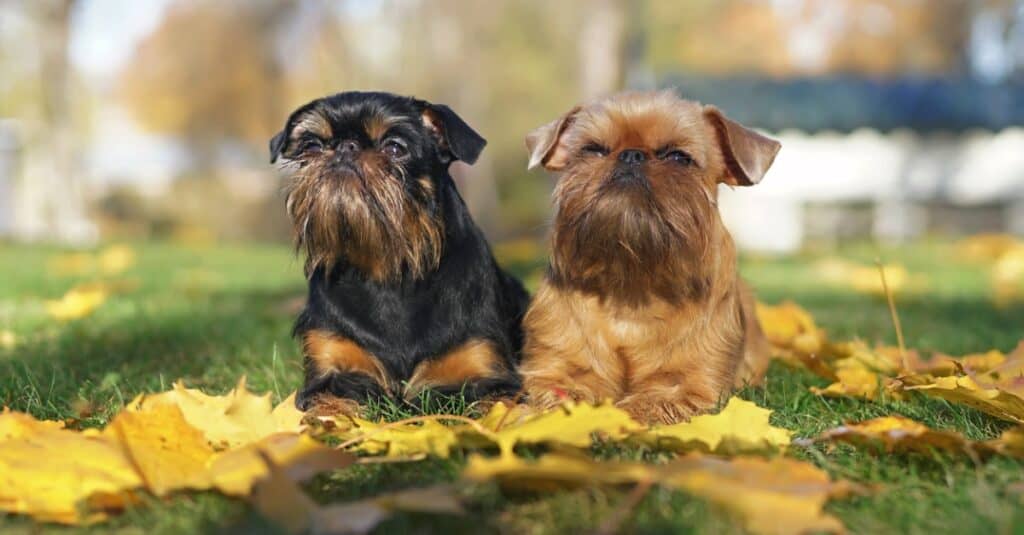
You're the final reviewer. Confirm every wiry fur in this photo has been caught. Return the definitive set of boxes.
[283,150,443,281]
[270,91,529,411]
[520,91,779,424]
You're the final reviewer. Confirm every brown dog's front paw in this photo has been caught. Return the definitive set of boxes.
[616,395,704,425]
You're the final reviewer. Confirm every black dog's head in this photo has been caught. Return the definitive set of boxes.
[270,91,486,281]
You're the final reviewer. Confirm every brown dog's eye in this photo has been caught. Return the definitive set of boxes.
[663,150,694,166]
[382,139,409,159]
[581,143,610,157]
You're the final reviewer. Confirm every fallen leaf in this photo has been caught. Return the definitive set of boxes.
[332,417,461,459]
[811,366,885,401]
[47,251,95,277]
[903,374,1024,425]
[0,329,16,349]
[957,233,1022,263]
[989,426,1024,458]
[312,486,463,535]
[45,285,109,321]
[463,452,855,535]
[104,404,215,496]
[803,415,993,458]
[902,342,1024,424]
[210,433,354,496]
[462,452,653,491]
[97,244,136,275]
[635,397,791,454]
[252,452,459,535]
[0,411,142,524]
[128,377,304,449]
[662,455,854,535]
[483,400,645,455]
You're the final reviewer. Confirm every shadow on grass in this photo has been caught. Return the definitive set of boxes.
[0,286,306,420]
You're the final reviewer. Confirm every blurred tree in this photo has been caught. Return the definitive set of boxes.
[119,0,298,176]
[0,0,94,242]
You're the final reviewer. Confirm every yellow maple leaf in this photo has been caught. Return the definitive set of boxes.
[903,374,1024,425]
[333,417,461,458]
[756,301,825,353]
[98,244,137,275]
[957,233,1022,263]
[128,377,304,449]
[811,365,884,401]
[45,285,109,321]
[462,452,653,491]
[662,455,853,535]
[47,252,95,277]
[0,412,142,524]
[463,452,854,535]
[483,400,645,456]
[805,415,994,457]
[104,404,215,496]
[635,397,791,454]
[0,329,17,350]
[209,433,353,496]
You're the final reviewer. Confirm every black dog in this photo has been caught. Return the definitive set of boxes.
[270,91,528,411]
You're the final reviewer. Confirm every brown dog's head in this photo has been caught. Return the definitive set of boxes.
[526,91,780,305]
[270,91,486,281]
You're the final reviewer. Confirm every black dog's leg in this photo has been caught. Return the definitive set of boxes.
[295,358,390,410]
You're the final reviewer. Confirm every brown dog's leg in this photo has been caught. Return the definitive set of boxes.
[296,329,391,411]
[734,281,771,387]
[404,339,519,403]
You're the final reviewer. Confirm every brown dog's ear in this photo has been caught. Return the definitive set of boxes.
[703,106,781,186]
[526,106,581,171]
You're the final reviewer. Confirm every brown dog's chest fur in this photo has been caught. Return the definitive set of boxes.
[521,236,769,424]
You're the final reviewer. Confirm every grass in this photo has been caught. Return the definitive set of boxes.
[2,239,1024,534]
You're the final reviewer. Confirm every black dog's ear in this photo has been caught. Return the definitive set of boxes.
[269,130,287,164]
[422,104,487,165]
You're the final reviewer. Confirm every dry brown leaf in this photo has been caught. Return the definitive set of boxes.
[634,397,792,454]
[211,433,354,496]
[252,453,460,535]
[803,415,993,457]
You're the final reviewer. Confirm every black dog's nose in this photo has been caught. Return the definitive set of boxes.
[618,149,646,164]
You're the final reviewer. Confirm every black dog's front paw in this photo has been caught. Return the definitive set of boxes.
[295,371,390,411]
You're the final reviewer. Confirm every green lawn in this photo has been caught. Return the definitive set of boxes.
[2,240,1023,534]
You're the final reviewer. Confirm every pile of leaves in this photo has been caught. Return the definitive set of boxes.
[5,274,1024,533]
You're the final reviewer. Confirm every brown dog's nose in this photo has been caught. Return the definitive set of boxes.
[618,149,646,164]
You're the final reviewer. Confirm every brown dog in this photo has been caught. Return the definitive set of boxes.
[519,91,780,424]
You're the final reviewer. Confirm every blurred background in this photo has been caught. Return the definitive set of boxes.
[1,0,1023,251]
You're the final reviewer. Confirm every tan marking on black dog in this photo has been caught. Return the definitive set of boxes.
[303,329,389,391]
[404,339,504,397]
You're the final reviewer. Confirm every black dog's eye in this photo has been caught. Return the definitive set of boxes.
[297,139,323,155]
[663,150,694,166]
[382,139,408,159]
[581,143,610,157]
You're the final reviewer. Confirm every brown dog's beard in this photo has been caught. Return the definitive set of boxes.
[549,177,717,306]
[284,158,443,282]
